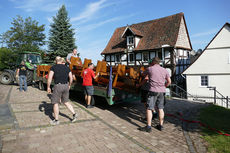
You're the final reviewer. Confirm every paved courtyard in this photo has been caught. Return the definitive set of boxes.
[0,84,208,153]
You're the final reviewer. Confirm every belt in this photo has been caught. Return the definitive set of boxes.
[55,82,68,85]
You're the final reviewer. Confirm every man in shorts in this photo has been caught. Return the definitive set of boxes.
[139,57,171,132]
[137,72,157,121]
[47,56,78,125]
[82,63,99,108]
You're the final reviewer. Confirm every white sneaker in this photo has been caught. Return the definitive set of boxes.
[50,119,60,125]
[72,114,78,123]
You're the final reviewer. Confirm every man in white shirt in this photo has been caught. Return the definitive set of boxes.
[66,48,78,65]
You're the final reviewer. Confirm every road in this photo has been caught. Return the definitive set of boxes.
[0,84,207,153]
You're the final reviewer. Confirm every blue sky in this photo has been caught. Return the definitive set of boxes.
[0,0,229,63]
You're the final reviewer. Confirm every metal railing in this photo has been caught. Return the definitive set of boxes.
[207,86,229,108]
[169,84,229,108]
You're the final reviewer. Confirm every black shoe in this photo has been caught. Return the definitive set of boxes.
[138,126,152,133]
[156,124,163,131]
[86,105,94,108]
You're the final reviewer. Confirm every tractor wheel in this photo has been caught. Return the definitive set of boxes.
[27,70,33,85]
[0,71,13,85]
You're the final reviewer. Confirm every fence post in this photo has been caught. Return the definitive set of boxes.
[227,96,229,108]
[214,87,216,105]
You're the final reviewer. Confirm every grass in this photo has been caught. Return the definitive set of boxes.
[199,105,230,153]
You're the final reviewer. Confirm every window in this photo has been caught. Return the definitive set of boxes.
[127,36,134,46]
[143,52,149,62]
[157,51,162,60]
[150,52,156,59]
[111,55,115,61]
[201,76,208,86]
[129,53,134,62]
[115,54,121,62]
[105,55,110,62]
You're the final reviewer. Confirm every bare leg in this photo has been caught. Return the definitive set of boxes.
[64,102,75,114]
[158,109,164,125]
[146,109,152,127]
[53,103,59,120]
[87,95,91,106]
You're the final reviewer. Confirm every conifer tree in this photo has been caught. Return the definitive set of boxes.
[49,5,76,58]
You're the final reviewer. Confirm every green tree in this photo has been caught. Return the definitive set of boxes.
[48,5,76,59]
[0,48,17,70]
[3,15,46,52]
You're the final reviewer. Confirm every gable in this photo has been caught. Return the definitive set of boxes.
[183,23,230,75]
[207,24,230,49]
[175,17,192,49]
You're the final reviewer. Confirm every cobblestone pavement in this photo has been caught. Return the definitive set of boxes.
[0,84,208,153]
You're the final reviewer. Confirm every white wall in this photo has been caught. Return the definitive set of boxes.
[186,74,230,98]
[207,25,230,49]
[183,48,230,74]
[135,37,141,48]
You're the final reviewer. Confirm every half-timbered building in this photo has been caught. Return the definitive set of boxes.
[101,12,192,85]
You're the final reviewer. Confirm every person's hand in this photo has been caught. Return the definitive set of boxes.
[68,85,71,89]
[47,87,51,94]
[16,75,18,78]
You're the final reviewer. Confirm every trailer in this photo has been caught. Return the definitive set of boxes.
[34,71,140,105]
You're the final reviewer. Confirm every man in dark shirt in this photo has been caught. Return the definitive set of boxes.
[16,61,28,92]
[47,56,78,125]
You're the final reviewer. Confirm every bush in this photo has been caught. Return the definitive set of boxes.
[0,48,17,70]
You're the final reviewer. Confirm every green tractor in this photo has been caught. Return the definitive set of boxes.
[0,51,42,85]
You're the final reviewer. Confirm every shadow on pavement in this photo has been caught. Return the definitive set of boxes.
[38,101,72,121]
[70,89,210,133]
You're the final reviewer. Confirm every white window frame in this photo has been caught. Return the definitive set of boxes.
[127,36,134,46]
[200,75,209,87]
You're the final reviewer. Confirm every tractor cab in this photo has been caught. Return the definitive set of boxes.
[16,52,42,65]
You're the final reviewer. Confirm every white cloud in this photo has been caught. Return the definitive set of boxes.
[78,17,121,32]
[47,17,53,23]
[10,0,61,12]
[76,14,135,33]
[191,28,218,38]
[71,0,115,23]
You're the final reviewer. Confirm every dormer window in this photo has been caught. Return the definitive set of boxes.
[127,36,134,46]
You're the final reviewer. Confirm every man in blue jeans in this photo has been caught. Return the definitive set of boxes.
[16,61,27,92]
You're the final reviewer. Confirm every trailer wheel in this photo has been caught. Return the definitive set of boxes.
[38,81,44,90]
[0,71,13,85]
